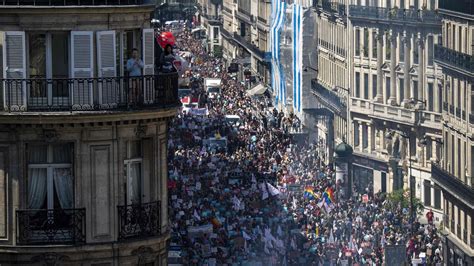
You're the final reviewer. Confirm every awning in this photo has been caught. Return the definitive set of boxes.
[192,26,206,33]
[246,84,267,96]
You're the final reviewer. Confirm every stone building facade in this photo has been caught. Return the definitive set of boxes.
[220,0,271,85]
[432,0,474,263]
[0,1,179,265]
[347,0,444,222]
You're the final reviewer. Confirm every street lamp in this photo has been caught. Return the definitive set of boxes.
[385,130,415,234]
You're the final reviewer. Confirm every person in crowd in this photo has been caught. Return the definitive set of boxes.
[166,27,443,265]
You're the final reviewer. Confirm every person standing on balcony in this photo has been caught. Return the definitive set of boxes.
[127,48,144,106]
[160,44,177,73]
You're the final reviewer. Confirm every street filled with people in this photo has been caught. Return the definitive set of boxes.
[166,25,444,265]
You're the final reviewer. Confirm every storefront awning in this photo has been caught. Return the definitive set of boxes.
[246,84,267,96]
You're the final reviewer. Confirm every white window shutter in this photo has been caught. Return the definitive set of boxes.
[71,31,94,109]
[142,29,155,104]
[97,31,117,107]
[3,31,26,111]
[142,29,155,76]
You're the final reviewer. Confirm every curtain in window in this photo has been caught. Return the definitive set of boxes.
[129,163,141,205]
[53,168,73,209]
[28,168,47,209]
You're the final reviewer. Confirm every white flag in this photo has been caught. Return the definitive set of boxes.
[243,231,252,240]
[328,229,335,244]
[266,182,280,196]
[193,209,201,221]
[277,225,283,237]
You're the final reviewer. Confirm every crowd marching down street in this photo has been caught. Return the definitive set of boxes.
[166,26,444,265]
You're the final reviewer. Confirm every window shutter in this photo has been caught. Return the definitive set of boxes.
[97,31,117,107]
[70,31,93,109]
[142,29,155,104]
[3,31,26,111]
[142,29,155,76]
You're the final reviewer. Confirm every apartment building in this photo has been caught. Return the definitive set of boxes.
[221,0,271,85]
[432,0,474,263]
[347,0,444,221]
[0,1,179,264]
[311,0,349,163]
[197,0,222,53]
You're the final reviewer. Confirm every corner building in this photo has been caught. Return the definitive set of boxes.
[0,1,179,265]
[432,0,474,263]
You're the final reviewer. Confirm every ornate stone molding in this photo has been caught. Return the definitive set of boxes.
[39,129,59,143]
[135,124,147,138]
[31,253,70,266]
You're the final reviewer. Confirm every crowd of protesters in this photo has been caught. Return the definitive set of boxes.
[167,25,443,265]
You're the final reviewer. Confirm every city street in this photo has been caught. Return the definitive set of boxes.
[167,27,443,265]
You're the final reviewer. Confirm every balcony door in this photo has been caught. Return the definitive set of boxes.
[27,32,70,109]
[27,144,73,210]
[125,140,143,205]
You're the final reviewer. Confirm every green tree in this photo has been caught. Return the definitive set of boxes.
[386,189,424,216]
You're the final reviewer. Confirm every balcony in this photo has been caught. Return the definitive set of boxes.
[372,101,416,124]
[0,0,147,5]
[438,0,474,16]
[232,32,265,60]
[315,0,346,17]
[16,208,86,245]
[434,45,474,77]
[431,164,474,207]
[348,5,441,27]
[310,79,347,119]
[1,73,180,113]
[117,201,162,240]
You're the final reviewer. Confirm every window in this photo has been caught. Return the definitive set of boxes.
[414,38,419,64]
[385,77,391,102]
[385,33,391,60]
[381,172,387,193]
[125,140,143,205]
[424,180,432,206]
[355,72,361,98]
[372,32,378,58]
[399,39,405,62]
[213,27,219,39]
[413,80,418,100]
[363,29,369,58]
[399,78,404,103]
[434,187,441,209]
[372,74,377,99]
[428,82,434,111]
[27,144,73,210]
[364,73,369,99]
[428,36,434,66]
[355,29,360,57]
[438,84,443,113]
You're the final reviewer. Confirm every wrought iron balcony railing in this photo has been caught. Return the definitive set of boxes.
[1,73,180,113]
[16,208,86,245]
[439,0,474,16]
[0,0,150,5]
[232,32,265,59]
[311,79,347,118]
[1,0,148,5]
[117,201,162,240]
[316,0,346,17]
[434,45,474,75]
[348,5,441,25]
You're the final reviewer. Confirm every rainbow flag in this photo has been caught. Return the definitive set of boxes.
[304,186,317,199]
[323,187,334,204]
